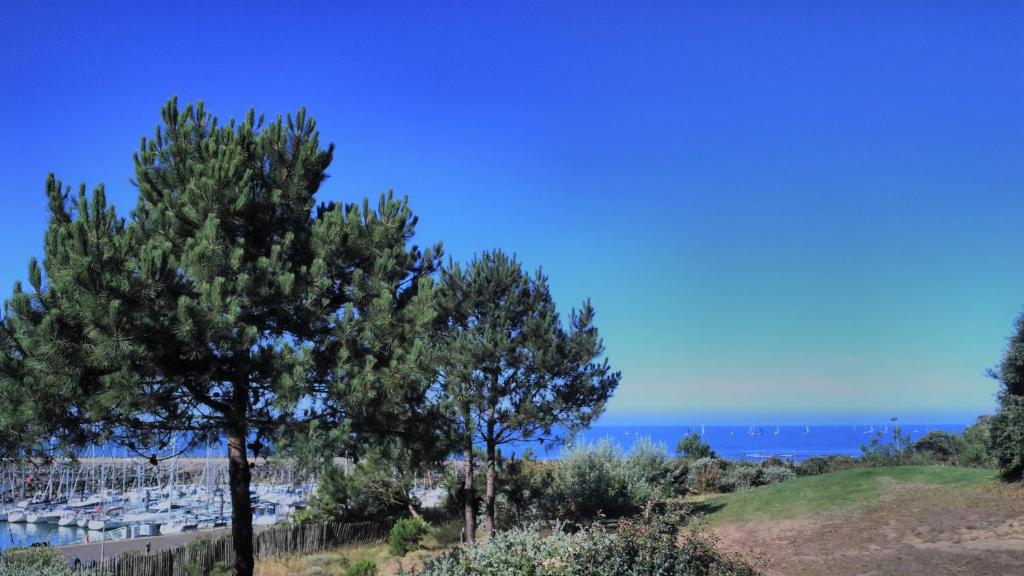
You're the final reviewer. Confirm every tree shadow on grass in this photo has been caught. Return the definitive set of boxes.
[690,500,726,518]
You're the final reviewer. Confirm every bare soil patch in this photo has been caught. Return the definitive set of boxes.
[711,480,1024,576]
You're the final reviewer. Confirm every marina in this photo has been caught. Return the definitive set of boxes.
[0,450,314,550]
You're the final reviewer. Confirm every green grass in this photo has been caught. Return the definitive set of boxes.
[697,466,998,525]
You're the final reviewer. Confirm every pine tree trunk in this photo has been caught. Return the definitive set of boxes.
[484,440,496,539]
[463,446,475,544]
[227,418,254,576]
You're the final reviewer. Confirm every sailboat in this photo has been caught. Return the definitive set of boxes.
[773,426,780,436]
[803,425,810,435]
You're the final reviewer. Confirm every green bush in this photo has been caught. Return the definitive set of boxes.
[539,439,670,521]
[389,517,430,556]
[621,437,669,505]
[959,416,996,467]
[541,440,630,520]
[208,561,235,576]
[719,463,762,492]
[677,433,716,459]
[663,457,690,495]
[300,453,414,523]
[759,465,796,485]
[344,559,379,576]
[687,457,723,494]
[795,455,857,476]
[991,396,1024,480]
[1,547,103,576]
[399,508,758,576]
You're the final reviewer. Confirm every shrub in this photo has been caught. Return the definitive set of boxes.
[621,437,669,505]
[207,561,235,576]
[663,457,690,495]
[399,508,758,576]
[301,453,414,523]
[796,455,857,476]
[687,457,723,494]
[344,559,379,576]
[677,433,716,459]
[541,440,630,520]
[540,438,672,521]
[720,463,762,492]
[759,465,796,485]
[991,396,1024,480]
[389,517,430,556]
[1,547,103,576]
[960,416,996,467]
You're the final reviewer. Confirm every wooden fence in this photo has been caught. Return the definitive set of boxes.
[78,521,387,576]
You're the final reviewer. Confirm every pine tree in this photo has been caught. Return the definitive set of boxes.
[0,98,441,576]
[990,311,1024,480]
[436,250,619,540]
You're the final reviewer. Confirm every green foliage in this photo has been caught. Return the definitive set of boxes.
[436,250,620,535]
[677,433,716,459]
[0,99,446,575]
[344,559,379,576]
[795,455,858,476]
[620,437,669,505]
[537,438,672,521]
[300,451,416,523]
[400,508,758,576]
[912,430,959,464]
[687,457,724,494]
[959,416,996,467]
[859,430,916,466]
[388,517,430,557]
[990,309,1024,480]
[207,561,235,576]
[0,547,103,576]
[990,396,1024,480]
[541,440,631,520]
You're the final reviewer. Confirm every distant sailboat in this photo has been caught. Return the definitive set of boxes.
[803,425,810,435]
[774,426,780,436]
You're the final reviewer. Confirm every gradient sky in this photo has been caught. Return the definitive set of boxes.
[2,2,1022,424]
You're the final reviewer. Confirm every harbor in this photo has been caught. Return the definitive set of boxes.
[0,451,314,550]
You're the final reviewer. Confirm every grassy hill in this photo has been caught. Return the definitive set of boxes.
[698,465,997,524]
[699,466,1024,576]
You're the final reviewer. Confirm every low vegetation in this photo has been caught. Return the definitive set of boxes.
[698,465,997,525]
[388,518,430,557]
[399,508,758,576]
[0,548,101,576]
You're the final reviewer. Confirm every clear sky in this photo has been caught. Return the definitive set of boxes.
[1,2,1021,425]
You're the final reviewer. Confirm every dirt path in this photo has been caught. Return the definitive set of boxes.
[711,481,1024,576]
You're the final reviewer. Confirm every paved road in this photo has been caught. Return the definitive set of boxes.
[58,528,232,564]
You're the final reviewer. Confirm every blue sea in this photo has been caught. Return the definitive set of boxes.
[505,424,968,462]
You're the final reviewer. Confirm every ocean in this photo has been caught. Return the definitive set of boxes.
[505,423,969,462]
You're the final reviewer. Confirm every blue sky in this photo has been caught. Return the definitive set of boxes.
[1,2,1021,424]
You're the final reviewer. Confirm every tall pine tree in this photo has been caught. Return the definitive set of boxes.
[436,250,619,540]
[0,99,440,576]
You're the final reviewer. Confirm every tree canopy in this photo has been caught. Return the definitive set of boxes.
[0,98,441,576]
[990,311,1024,480]
[436,250,619,539]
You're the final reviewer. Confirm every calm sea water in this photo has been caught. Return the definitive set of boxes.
[0,522,87,550]
[506,424,969,462]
